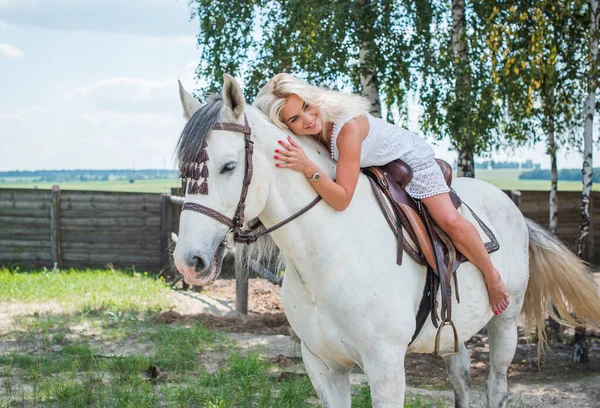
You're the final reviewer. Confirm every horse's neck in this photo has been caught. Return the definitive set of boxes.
[249,111,345,287]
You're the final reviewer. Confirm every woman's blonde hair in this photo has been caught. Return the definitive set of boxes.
[253,73,371,140]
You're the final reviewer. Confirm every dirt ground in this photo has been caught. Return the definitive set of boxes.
[182,278,600,407]
[192,279,600,379]
[2,277,599,407]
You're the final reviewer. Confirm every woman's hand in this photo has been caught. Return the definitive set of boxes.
[274,135,319,177]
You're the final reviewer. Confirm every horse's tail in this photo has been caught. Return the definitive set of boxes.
[523,218,600,349]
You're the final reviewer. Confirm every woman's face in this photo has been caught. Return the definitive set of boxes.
[279,94,322,136]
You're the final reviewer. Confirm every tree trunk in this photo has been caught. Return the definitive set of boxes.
[573,0,599,364]
[548,126,558,236]
[358,42,382,118]
[457,147,475,178]
[573,326,590,363]
[451,0,474,178]
[543,87,561,342]
[577,0,598,263]
[356,0,382,118]
[576,93,595,263]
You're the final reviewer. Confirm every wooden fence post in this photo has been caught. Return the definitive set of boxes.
[160,194,172,271]
[509,190,522,208]
[235,264,249,315]
[50,185,63,268]
[588,193,595,263]
[170,188,182,236]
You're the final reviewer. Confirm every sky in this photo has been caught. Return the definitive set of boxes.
[0,0,598,171]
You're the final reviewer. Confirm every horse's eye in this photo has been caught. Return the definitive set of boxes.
[221,162,236,174]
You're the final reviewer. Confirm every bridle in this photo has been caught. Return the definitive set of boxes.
[180,114,322,270]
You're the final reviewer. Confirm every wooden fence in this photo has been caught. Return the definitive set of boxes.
[1,187,598,271]
[514,190,596,263]
[0,187,178,271]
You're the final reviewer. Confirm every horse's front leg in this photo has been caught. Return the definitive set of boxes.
[363,344,408,407]
[301,341,352,408]
[443,342,472,408]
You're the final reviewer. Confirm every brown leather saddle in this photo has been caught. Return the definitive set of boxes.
[363,159,500,356]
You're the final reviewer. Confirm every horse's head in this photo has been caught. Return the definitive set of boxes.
[173,75,271,286]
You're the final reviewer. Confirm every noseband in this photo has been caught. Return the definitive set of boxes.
[181,115,322,254]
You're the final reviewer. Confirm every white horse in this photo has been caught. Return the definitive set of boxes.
[173,75,600,408]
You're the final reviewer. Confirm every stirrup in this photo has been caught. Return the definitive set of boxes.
[434,320,459,357]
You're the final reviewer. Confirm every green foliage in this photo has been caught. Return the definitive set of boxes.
[487,0,588,150]
[190,0,414,118]
[188,0,595,180]
[415,1,503,163]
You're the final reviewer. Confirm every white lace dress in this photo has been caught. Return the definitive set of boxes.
[330,114,450,199]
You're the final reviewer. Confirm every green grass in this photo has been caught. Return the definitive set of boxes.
[475,169,600,191]
[0,268,172,313]
[2,170,598,193]
[0,269,445,407]
[0,178,180,193]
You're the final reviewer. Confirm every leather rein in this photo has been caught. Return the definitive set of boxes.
[181,115,322,252]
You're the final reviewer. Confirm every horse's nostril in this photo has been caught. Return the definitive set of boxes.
[193,255,207,272]
[184,253,208,273]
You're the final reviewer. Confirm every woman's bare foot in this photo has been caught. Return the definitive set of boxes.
[485,268,510,315]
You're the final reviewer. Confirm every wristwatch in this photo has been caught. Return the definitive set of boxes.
[308,169,321,182]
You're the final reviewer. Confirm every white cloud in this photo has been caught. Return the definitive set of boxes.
[66,77,180,111]
[180,61,202,89]
[139,35,196,45]
[0,43,24,58]
[73,111,178,127]
[0,0,195,37]
[20,106,44,113]
[0,113,26,123]
[183,61,197,77]
[0,106,42,123]
[68,77,170,99]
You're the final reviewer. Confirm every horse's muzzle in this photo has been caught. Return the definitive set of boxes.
[176,247,224,286]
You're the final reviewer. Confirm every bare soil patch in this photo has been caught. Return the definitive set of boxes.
[0,300,65,332]
[166,278,600,388]
[152,310,290,336]
[182,278,600,407]
[202,278,284,314]
[3,276,600,407]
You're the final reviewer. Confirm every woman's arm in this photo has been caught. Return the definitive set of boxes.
[276,120,362,211]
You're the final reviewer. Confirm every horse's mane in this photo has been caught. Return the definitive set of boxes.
[175,94,224,169]
[175,95,334,282]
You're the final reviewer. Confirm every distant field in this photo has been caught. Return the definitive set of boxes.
[0,170,596,192]
[475,169,597,191]
[0,178,180,193]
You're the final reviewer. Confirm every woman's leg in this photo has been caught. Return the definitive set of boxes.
[421,192,510,314]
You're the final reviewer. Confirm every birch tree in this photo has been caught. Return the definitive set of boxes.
[451,0,474,177]
[577,0,599,265]
[189,0,415,119]
[574,0,599,364]
[488,1,587,234]
[416,0,503,177]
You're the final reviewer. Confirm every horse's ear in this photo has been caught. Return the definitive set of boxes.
[222,74,245,120]
[178,80,201,120]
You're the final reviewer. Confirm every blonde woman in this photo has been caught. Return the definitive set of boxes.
[253,73,510,315]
